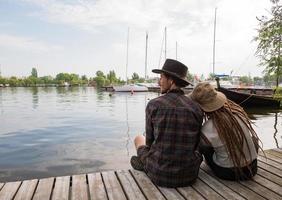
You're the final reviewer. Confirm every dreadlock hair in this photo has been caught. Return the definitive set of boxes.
[204,99,263,179]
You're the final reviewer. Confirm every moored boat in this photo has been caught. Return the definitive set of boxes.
[215,78,280,108]
[113,84,148,92]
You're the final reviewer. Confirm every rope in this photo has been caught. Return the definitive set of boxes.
[239,94,254,105]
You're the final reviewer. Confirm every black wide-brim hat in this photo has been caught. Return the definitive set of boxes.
[152,59,192,87]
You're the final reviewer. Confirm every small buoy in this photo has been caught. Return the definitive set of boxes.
[109,93,112,97]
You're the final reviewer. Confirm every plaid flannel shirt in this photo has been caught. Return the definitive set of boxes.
[138,89,203,187]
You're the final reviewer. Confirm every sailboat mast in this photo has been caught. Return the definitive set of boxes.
[212,8,217,75]
[164,27,167,59]
[126,27,129,84]
[145,32,148,80]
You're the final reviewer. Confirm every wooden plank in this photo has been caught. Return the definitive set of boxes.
[240,179,282,200]
[14,179,38,200]
[201,163,266,200]
[177,187,205,200]
[259,151,282,164]
[198,170,245,200]
[257,167,282,186]
[88,173,107,200]
[0,181,21,200]
[272,148,282,153]
[116,170,146,200]
[72,174,89,200]
[258,161,282,178]
[192,178,225,200]
[0,183,4,191]
[52,176,70,200]
[102,171,127,200]
[33,177,54,200]
[158,187,185,200]
[253,175,282,196]
[130,169,165,200]
[258,156,282,170]
[267,149,282,159]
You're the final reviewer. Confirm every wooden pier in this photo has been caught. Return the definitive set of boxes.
[0,148,281,200]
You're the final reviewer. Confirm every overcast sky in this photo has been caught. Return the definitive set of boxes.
[0,0,273,79]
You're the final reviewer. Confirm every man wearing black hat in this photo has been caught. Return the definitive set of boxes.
[131,59,203,187]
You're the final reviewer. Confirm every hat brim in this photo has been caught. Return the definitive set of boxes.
[152,69,193,86]
[198,91,227,112]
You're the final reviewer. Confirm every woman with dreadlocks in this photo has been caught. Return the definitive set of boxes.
[190,82,261,180]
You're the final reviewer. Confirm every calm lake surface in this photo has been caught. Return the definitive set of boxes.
[0,87,281,182]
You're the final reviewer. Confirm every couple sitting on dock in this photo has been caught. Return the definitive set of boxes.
[131,59,260,188]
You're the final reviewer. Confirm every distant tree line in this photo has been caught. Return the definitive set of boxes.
[1,66,281,88]
[0,68,89,87]
[0,68,154,87]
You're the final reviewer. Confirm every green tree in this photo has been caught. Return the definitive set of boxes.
[94,76,106,87]
[253,76,264,85]
[69,73,80,85]
[31,68,38,78]
[8,76,19,86]
[254,0,282,87]
[263,73,282,86]
[96,71,105,78]
[0,77,7,85]
[40,76,54,84]
[81,75,88,85]
[107,70,117,84]
[239,76,253,85]
[132,72,140,81]
[186,71,194,82]
[138,78,145,83]
[81,75,88,81]
[56,73,71,83]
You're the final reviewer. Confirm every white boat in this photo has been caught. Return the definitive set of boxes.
[137,82,159,88]
[209,80,236,89]
[113,84,148,92]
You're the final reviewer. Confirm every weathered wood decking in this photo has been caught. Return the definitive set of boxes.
[0,148,281,200]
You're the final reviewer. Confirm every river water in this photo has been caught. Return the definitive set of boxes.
[0,87,281,182]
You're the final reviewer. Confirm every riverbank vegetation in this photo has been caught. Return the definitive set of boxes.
[0,68,153,87]
[0,68,89,87]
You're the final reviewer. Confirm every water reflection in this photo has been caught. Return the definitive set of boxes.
[125,95,130,156]
[0,89,3,115]
[30,87,39,109]
[41,87,53,93]
[56,86,80,94]
[273,113,279,148]
[245,107,282,149]
[96,90,105,101]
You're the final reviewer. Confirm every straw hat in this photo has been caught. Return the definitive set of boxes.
[152,59,192,87]
[190,82,227,112]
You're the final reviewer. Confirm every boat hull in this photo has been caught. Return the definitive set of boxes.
[113,84,148,92]
[218,87,280,108]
